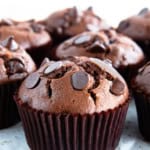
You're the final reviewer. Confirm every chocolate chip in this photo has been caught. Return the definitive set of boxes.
[110,78,125,96]
[44,61,62,75]
[71,71,89,90]
[69,7,77,17]
[118,21,130,31]
[40,58,50,67]
[87,41,106,53]
[5,59,25,75]
[30,23,44,33]
[74,34,92,45]
[1,36,19,51]
[25,72,40,89]
[87,6,93,11]
[0,18,14,26]
[138,8,149,16]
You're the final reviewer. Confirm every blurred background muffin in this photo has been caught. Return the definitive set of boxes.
[118,8,150,60]
[53,29,145,81]
[39,7,109,44]
[0,36,36,129]
[0,19,52,66]
[132,61,150,141]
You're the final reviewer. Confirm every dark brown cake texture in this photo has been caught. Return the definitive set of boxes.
[118,8,150,58]
[15,56,129,150]
[55,29,145,80]
[0,18,52,66]
[0,36,36,129]
[132,61,150,141]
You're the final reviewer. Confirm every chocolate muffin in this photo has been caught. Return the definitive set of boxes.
[0,36,36,129]
[55,29,145,80]
[118,8,150,59]
[39,7,109,44]
[15,56,129,150]
[0,18,52,66]
[132,61,150,141]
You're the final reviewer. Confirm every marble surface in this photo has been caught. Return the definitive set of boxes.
[0,100,150,150]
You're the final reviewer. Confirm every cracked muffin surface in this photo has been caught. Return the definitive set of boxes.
[18,56,128,114]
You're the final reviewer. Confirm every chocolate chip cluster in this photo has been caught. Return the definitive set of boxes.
[0,37,26,75]
[20,56,127,114]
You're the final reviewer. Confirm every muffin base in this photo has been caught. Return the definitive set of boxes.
[15,98,129,150]
[134,92,150,141]
[0,82,20,129]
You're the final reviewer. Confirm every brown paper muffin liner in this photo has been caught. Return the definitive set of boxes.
[0,82,20,129]
[26,42,52,67]
[134,92,150,141]
[15,99,129,150]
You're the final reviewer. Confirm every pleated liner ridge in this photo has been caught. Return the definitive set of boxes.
[134,92,150,141]
[16,99,129,150]
[0,82,20,129]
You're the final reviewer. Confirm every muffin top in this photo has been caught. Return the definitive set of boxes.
[0,36,36,84]
[0,19,51,50]
[18,56,128,114]
[55,29,144,69]
[41,7,109,40]
[118,8,150,41]
[132,62,150,96]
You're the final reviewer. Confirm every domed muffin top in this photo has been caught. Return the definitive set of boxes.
[0,36,36,84]
[42,7,109,40]
[56,29,144,69]
[18,56,128,114]
[132,61,150,96]
[0,19,51,50]
[118,8,150,40]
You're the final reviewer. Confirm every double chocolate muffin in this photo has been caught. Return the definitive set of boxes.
[0,36,36,129]
[0,19,52,66]
[15,56,129,150]
[40,7,109,43]
[132,61,150,141]
[118,8,150,59]
[55,29,145,80]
